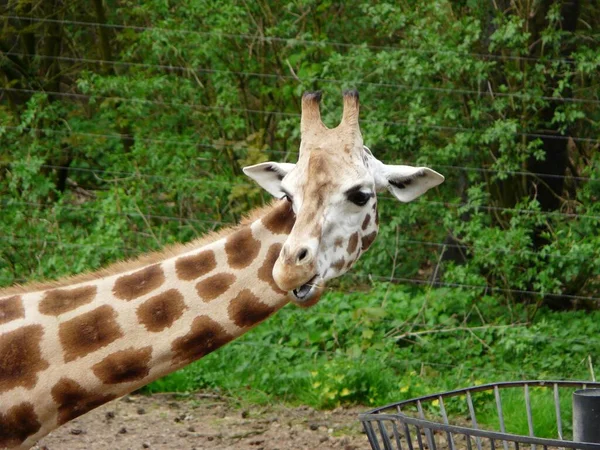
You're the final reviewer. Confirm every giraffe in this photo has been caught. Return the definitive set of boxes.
[0,90,444,449]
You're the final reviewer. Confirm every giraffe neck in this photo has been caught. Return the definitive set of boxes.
[0,200,295,449]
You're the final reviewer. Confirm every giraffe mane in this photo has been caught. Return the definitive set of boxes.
[0,200,282,297]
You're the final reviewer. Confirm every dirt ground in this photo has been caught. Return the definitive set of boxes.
[34,393,371,450]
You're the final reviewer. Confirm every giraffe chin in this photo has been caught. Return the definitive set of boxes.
[290,275,323,308]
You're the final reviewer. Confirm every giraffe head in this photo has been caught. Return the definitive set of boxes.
[244,91,444,306]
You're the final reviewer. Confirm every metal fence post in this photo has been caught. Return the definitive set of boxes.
[573,388,600,443]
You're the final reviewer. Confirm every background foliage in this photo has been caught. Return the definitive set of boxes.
[1,0,599,407]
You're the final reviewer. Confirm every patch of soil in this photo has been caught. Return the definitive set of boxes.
[34,393,370,450]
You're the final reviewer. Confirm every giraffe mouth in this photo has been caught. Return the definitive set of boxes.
[292,274,320,302]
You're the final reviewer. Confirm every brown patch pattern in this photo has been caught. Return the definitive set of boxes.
[92,346,152,384]
[361,214,371,230]
[59,305,123,362]
[171,315,233,365]
[0,295,24,325]
[51,378,116,425]
[334,237,344,248]
[137,289,186,332]
[347,232,359,254]
[262,201,295,234]
[228,289,276,328]
[361,231,378,252]
[0,325,48,393]
[196,273,236,302]
[225,227,261,269]
[258,243,286,295]
[0,402,41,448]
[39,285,97,316]
[175,250,216,281]
[332,258,346,272]
[113,265,165,301]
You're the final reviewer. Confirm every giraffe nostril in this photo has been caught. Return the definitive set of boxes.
[296,247,309,264]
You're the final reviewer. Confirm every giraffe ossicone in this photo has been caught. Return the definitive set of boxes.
[0,90,443,449]
[244,90,444,304]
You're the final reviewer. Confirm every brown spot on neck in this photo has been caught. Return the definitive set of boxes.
[92,346,152,384]
[225,227,261,270]
[258,243,287,295]
[113,265,165,301]
[0,402,41,448]
[0,325,49,393]
[51,378,116,425]
[347,232,359,254]
[228,289,276,328]
[332,258,346,272]
[59,305,123,362]
[171,315,233,366]
[0,295,24,325]
[334,237,344,248]
[137,289,187,332]
[175,250,216,281]
[196,273,236,302]
[39,285,97,316]
[262,201,295,234]
[361,231,378,252]
[361,214,371,230]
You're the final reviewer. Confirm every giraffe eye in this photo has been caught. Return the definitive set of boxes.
[347,191,371,206]
[282,194,293,203]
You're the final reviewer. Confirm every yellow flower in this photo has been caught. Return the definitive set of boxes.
[340,388,351,397]
[400,386,409,393]
[431,399,440,407]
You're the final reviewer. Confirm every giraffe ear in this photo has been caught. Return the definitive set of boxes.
[243,162,296,198]
[375,164,445,202]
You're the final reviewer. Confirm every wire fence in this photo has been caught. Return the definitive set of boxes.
[1,14,595,65]
[2,170,600,221]
[3,50,600,106]
[2,125,599,185]
[1,15,599,308]
[2,229,599,302]
[3,87,600,146]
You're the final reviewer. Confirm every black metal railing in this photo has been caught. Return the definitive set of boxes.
[360,380,600,450]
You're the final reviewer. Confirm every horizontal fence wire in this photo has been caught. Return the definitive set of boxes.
[3,180,600,221]
[2,231,600,301]
[2,127,600,189]
[0,213,595,261]
[3,86,600,146]
[3,51,600,105]
[0,125,293,156]
[2,157,598,189]
[1,14,594,65]
[0,125,600,190]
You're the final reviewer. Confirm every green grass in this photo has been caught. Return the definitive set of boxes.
[476,387,574,439]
